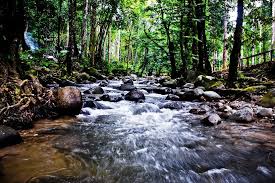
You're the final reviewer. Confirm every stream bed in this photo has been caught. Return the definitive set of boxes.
[0,80,275,183]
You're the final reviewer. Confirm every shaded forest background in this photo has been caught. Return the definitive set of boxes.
[0,0,275,85]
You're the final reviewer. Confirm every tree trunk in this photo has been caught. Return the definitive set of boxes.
[89,0,97,66]
[195,0,211,75]
[140,47,149,76]
[222,9,228,70]
[57,0,62,53]
[0,0,25,80]
[272,0,275,49]
[67,0,78,75]
[80,0,89,58]
[180,12,187,78]
[108,27,111,64]
[228,0,244,87]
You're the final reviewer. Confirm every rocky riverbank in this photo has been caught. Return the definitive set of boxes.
[0,65,274,149]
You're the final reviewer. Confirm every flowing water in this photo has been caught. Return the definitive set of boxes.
[0,80,275,183]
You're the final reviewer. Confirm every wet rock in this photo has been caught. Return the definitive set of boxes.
[183,83,195,89]
[160,101,183,110]
[83,100,96,108]
[153,87,173,95]
[202,114,222,126]
[166,94,180,101]
[99,80,109,87]
[162,79,177,88]
[92,86,104,94]
[230,107,254,123]
[189,108,207,115]
[203,91,221,100]
[125,90,145,102]
[94,102,113,109]
[123,78,134,85]
[257,107,273,118]
[59,80,78,87]
[177,90,199,101]
[100,94,123,102]
[0,125,22,148]
[194,88,204,96]
[56,87,83,115]
[132,103,161,115]
[260,89,275,108]
[120,84,136,91]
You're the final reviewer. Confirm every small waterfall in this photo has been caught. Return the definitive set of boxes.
[24,32,39,52]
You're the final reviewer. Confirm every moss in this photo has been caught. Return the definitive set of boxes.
[243,85,266,93]
[209,81,224,89]
[260,94,275,108]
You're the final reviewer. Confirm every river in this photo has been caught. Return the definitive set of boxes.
[0,80,275,183]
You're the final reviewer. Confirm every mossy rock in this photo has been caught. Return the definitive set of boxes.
[243,85,267,93]
[194,75,224,90]
[260,89,275,108]
[84,67,106,80]
[74,72,96,83]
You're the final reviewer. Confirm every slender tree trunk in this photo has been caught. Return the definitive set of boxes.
[66,0,78,75]
[222,9,228,70]
[189,0,198,71]
[80,0,89,58]
[89,0,97,66]
[57,0,62,53]
[180,12,187,78]
[272,0,275,50]
[228,0,244,87]
[108,27,111,64]
[140,47,149,76]
[195,0,211,75]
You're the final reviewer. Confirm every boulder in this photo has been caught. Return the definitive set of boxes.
[75,72,96,83]
[0,125,22,148]
[195,75,224,90]
[256,107,273,118]
[162,79,177,88]
[189,108,207,115]
[92,86,104,94]
[203,91,222,100]
[100,94,123,102]
[183,83,195,89]
[166,94,180,101]
[123,78,134,85]
[153,87,173,95]
[120,84,136,91]
[202,114,222,126]
[177,90,200,101]
[99,80,109,87]
[160,101,183,110]
[56,87,83,115]
[194,88,204,96]
[83,100,96,108]
[260,89,275,108]
[230,107,254,123]
[85,67,106,80]
[125,90,145,102]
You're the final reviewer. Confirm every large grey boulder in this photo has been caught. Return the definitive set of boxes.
[0,125,22,148]
[203,91,222,100]
[125,90,145,102]
[56,87,83,115]
[230,107,254,123]
[256,107,273,118]
[202,114,222,126]
[120,84,136,91]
